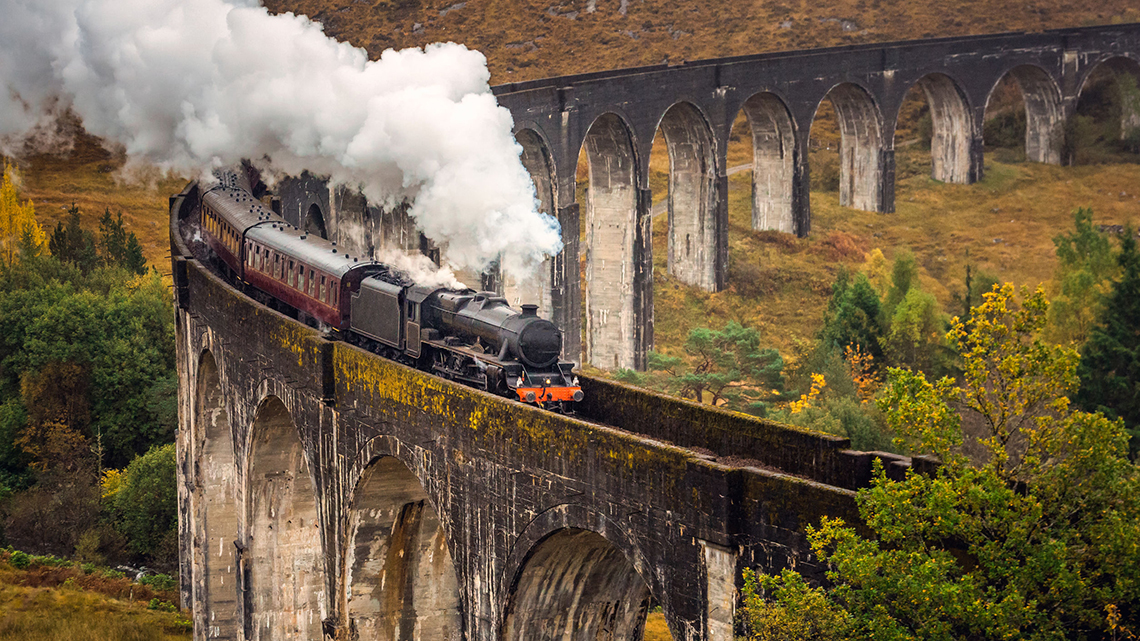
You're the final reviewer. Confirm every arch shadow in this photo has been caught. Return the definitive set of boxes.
[985,64,1064,165]
[654,101,718,292]
[578,112,641,370]
[244,396,326,640]
[812,83,886,212]
[499,504,675,641]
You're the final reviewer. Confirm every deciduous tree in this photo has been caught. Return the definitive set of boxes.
[740,284,1140,640]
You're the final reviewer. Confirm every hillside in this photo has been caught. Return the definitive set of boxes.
[262,0,1140,83]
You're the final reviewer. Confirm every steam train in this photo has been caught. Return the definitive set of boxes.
[195,173,582,411]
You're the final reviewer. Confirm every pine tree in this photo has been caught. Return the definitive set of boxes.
[48,204,100,272]
[1075,228,1140,458]
[821,269,885,366]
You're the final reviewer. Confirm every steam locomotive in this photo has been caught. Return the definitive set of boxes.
[195,173,582,411]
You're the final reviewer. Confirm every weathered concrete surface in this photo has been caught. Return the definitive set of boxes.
[173,184,907,640]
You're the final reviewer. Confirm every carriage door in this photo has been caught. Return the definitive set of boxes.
[405,301,422,358]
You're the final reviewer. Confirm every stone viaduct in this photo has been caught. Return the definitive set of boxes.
[274,23,1140,371]
[172,181,926,640]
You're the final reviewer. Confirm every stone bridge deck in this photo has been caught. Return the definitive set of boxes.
[172,181,916,640]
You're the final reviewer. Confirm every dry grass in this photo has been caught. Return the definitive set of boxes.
[262,0,1140,85]
[643,611,673,640]
[649,150,1140,365]
[0,584,189,641]
[0,553,188,641]
[6,125,189,275]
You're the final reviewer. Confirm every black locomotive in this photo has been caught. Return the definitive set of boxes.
[193,172,582,410]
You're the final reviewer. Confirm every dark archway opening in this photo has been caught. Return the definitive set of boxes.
[304,203,328,240]
[246,397,325,640]
[501,528,674,641]
[1068,57,1140,165]
[984,65,1063,165]
[345,456,461,640]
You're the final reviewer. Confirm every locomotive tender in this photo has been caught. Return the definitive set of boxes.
[196,173,582,410]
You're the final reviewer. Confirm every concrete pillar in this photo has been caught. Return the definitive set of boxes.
[581,114,639,371]
[634,187,654,371]
[660,103,718,292]
[918,74,976,184]
[827,84,886,213]
[246,398,326,641]
[1007,66,1064,165]
[701,541,736,641]
[742,93,797,234]
[553,203,581,363]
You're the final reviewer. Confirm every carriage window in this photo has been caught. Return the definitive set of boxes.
[298,266,305,293]
[319,275,326,302]
[289,260,296,287]
[407,302,415,321]
[331,281,338,305]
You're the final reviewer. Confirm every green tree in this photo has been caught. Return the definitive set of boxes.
[1048,208,1118,344]
[820,269,885,366]
[48,204,100,272]
[97,208,147,275]
[647,322,791,415]
[1076,228,1140,459]
[111,443,177,561]
[741,284,1140,640]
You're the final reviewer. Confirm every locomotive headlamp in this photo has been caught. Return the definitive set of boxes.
[544,378,551,386]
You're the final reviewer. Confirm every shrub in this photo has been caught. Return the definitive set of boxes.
[138,573,177,593]
[111,444,176,560]
[10,550,29,569]
[147,598,177,612]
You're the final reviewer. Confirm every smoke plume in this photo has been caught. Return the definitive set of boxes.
[0,0,561,279]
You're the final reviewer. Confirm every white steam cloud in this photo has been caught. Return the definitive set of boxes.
[0,0,561,279]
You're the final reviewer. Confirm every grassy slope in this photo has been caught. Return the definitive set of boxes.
[10,126,187,274]
[261,0,1140,84]
[650,144,1140,362]
[0,560,189,641]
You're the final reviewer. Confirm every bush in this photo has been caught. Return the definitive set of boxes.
[138,573,177,593]
[9,550,29,569]
[147,598,177,612]
[111,444,176,561]
[983,109,1026,148]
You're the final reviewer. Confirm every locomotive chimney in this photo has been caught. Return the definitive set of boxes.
[521,304,538,317]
